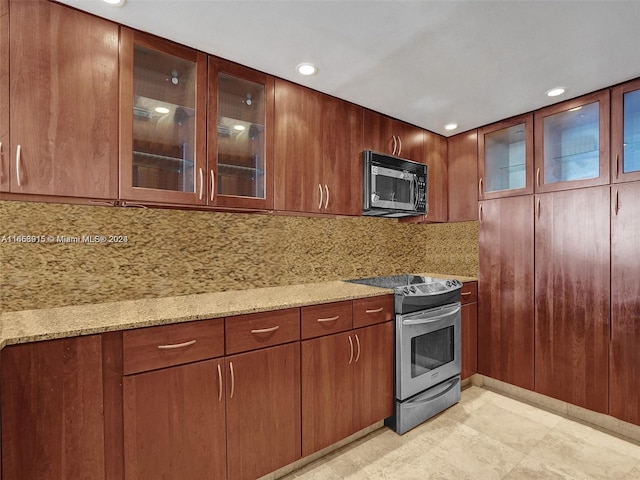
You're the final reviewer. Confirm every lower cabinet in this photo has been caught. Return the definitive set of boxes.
[460,281,478,380]
[123,359,227,480]
[301,321,393,456]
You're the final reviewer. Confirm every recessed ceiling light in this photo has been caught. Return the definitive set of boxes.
[102,0,126,6]
[154,106,170,114]
[546,87,566,97]
[296,63,318,76]
[233,125,246,131]
[444,123,458,131]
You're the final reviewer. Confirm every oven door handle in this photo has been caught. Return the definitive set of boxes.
[401,305,461,325]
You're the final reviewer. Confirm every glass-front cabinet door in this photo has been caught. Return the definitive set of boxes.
[534,90,610,192]
[478,113,533,199]
[120,28,207,204]
[208,58,274,209]
[612,78,640,183]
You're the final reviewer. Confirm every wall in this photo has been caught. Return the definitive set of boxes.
[0,200,478,312]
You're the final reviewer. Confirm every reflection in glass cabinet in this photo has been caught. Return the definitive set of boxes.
[132,45,197,193]
[216,73,266,199]
[623,89,640,174]
[484,124,526,193]
[543,102,600,184]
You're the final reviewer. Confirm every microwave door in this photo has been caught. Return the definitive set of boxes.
[371,166,415,210]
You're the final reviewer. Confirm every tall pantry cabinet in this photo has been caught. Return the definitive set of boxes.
[0,0,7,193]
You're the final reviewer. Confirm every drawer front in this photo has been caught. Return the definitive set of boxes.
[461,281,478,304]
[123,318,224,375]
[301,300,353,339]
[353,295,394,328]
[225,308,300,355]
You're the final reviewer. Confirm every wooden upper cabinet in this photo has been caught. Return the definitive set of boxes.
[9,0,119,199]
[478,114,533,200]
[363,110,424,162]
[534,90,610,193]
[208,57,274,209]
[612,78,640,184]
[274,79,361,215]
[119,28,207,205]
[447,130,478,222]
[423,130,448,222]
[0,0,8,193]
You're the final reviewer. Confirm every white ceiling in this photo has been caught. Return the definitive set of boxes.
[58,0,640,137]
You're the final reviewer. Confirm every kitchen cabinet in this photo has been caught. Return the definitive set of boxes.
[461,281,478,380]
[301,320,393,456]
[274,79,361,215]
[208,57,274,209]
[610,181,640,426]
[611,78,640,184]
[447,130,478,222]
[119,28,207,205]
[534,186,610,413]
[478,114,534,199]
[0,0,7,193]
[534,90,610,193]
[363,109,424,162]
[9,0,119,199]
[423,130,449,222]
[1,335,107,480]
[478,196,534,390]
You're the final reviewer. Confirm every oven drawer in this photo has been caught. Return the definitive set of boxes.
[353,295,394,328]
[123,318,225,375]
[460,281,477,304]
[301,300,353,339]
[225,308,300,355]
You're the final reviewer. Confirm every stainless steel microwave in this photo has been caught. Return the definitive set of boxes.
[362,150,428,217]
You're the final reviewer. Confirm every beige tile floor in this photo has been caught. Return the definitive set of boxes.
[281,386,640,480]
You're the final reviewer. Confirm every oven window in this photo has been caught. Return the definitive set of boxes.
[375,175,412,204]
[410,326,454,378]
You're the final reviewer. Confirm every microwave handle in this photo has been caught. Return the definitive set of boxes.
[412,175,420,211]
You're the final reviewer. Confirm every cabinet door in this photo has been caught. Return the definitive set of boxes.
[274,79,322,212]
[478,196,534,390]
[0,0,7,193]
[610,182,640,425]
[423,130,448,222]
[208,57,274,209]
[225,343,301,480]
[352,321,394,432]
[120,28,207,205]
[301,330,354,456]
[534,90,610,193]
[1,336,106,480]
[9,0,118,199]
[534,187,610,413]
[461,301,478,380]
[611,79,640,184]
[363,109,396,156]
[398,121,425,163]
[321,96,362,215]
[478,114,533,199]
[123,359,226,480]
[447,130,478,222]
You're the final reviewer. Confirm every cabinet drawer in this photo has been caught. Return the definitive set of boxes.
[225,308,300,355]
[353,295,394,328]
[123,318,224,375]
[301,301,353,339]
[461,281,478,304]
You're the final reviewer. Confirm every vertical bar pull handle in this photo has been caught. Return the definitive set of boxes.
[16,144,22,187]
[198,168,204,200]
[354,334,361,363]
[348,336,354,365]
[536,168,541,188]
[217,363,223,403]
[615,189,620,216]
[478,177,483,198]
[318,183,323,210]
[210,170,215,202]
[229,362,235,399]
[324,184,329,209]
[536,198,541,219]
[397,136,402,156]
[478,204,483,223]
[391,136,397,156]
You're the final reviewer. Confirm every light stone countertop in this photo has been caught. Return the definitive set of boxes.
[0,273,477,350]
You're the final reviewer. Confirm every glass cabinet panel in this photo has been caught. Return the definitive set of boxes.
[542,102,600,184]
[132,45,197,193]
[484,123,526,193]
[623,89,640,174]
[216,73,266,199]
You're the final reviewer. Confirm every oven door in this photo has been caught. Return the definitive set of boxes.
[396,302,461,401]
[370,165,416,211]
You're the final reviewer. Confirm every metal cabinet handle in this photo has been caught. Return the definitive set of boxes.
[250,325,279,334]
[461,292,472,297]
[198,168,204,200]
[324,184,329,209]
[318,183,323,210]
[229,362,235,399]
[615,189,620,216]
[397,136,402,156]
[616,154,620,179]
[217,363,223,403]
[391,136,397,155]
[365,307,383,314]
[478,204,483,223]
[348,336,354,365]
[16,144,22,187]
[536,168,541,188]
[478,177,483,198]
[210,170,215,202]
[317,315,339,323]
[157,339,196,350]
[354,334,361,363]
[536,198,541,219]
